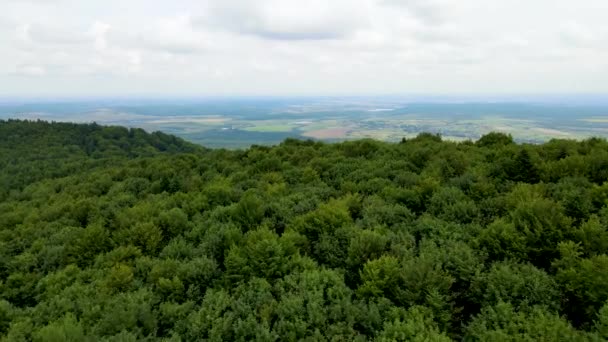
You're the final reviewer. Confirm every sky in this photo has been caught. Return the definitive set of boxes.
[0,0,607,97]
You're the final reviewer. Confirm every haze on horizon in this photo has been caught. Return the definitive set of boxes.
[1,0,607,97]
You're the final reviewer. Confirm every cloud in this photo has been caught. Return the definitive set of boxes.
[559,22,608,48]
[0,14,12,28]
[21,23,93,45]
[12,64,46,76]
[380,0,445,25]
[1,0,608,95]
[131,16,211,54]
[1,0,65,3]
[195,0,370,40]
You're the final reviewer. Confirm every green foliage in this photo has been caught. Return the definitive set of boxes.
[33,314,87,342]
[476,132,514,148]
[376,306,451,341]
[1,121,608,340]
[594,301,608,339]
[477,219,527,261]
[470,261,560,311]
[508,193,573,266]
[465,302,585,341]
[103,264,134,292]
[428,187,479,224]
[0,300,14,336]
[554,242,608,328]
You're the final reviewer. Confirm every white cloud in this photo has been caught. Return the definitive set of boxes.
[12,64,47,76]
[380,0,446,25]
[196,0,371,40]
[559,22,608,48]
[135,17,203,53]
[0,0,607,96]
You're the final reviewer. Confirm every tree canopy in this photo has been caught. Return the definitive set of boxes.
[1,121,608,341]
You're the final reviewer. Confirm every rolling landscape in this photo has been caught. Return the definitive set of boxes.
[2,97,608,148]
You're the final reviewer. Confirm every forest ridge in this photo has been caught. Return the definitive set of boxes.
[1,120,608,341]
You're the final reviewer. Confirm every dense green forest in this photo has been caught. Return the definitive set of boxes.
[1,120,608,341]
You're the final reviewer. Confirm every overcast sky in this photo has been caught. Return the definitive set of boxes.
[1,0,607,97]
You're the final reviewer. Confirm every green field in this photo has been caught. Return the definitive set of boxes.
[244,124,296,132]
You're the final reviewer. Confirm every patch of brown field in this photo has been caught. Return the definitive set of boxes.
[149,117,229,124]
[303,128,349,139]
[534,127,571,136]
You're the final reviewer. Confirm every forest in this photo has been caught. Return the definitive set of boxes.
[1,119,608,341]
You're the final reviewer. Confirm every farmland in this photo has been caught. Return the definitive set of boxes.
[1,97,607,148]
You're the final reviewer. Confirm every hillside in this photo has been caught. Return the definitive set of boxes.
[1,121,608,340]
[0,120,201,199]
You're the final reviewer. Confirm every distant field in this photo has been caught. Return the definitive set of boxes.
[303,128,350,139]
[2,97,608,148]
[580,117,608,123]
[244,125,295,132]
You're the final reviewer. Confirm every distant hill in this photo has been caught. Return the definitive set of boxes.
[0,120,201,194]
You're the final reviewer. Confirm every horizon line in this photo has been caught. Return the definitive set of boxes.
[1,92,607,102]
